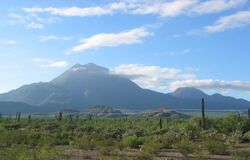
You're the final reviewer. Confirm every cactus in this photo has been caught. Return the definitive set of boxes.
[201,98,206,130]
[159,118,163,129]
[17,112,21,122]
[28,115,31,123]
[55,111,63,121]
[88,115,92,120]
[75,114,79,121]
[69,114,73,122]
[248,109,250,119]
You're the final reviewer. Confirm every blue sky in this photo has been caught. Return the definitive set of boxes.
[0,0,250,100]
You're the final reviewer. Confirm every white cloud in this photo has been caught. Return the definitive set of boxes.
[112,64,250,94]
[8,13,27,24]
[169,79,250,92]
[41,61,68,68]
[39,35,72,41]
[22,6,113,17]
[204,10,250,32]
[1,40,17,45]
[27,22,44,29]
[32,58,52,63]
[8,12,60,29]
[131,0,196,17]
[112,64,196,90]
[67,27,151,54]
[22,0,246,18]
[32,58,68,68]
[191,0,246,15]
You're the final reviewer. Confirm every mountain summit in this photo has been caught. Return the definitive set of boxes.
[51,63,109,85]
[171,87,208,99]
[69,63,109,74]
[0,63,250,113]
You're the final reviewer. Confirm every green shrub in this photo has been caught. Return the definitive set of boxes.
[0,145,66,160]
[74,135,96,150]
[204,139,227,155]
[123,135,144,149]
[137,152,153,160]
[175,137,194,157]
[143,136,163,154]
[232,151,250,160]
[193,144,205,160]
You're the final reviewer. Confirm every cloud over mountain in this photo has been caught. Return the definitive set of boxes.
[112,64,250,94]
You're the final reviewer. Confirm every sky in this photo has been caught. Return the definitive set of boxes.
[0,0,250,100]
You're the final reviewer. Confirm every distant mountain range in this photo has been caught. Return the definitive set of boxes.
[0,63,249,114]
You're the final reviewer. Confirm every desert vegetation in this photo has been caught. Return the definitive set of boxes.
[0,109,250,160]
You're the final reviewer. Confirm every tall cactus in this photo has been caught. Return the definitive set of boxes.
[88,115,92,120]
[56,111,63,121]
[248,108,250,119]
[69,114,73,122]
[201,98,206,130]
[17,112,21,122]
[28,115,31,123]
[75,114,79,121]
[159,118,163,129]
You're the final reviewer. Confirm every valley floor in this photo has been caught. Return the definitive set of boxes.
[0,114,250,160]
[61,143,250,160]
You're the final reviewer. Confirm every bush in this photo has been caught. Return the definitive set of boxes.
[74,135,96,150]
[123,135,144,149]
[193,144,205,160]
[204,139,227,155]
[175,137,194,157]
[232,151,250,160]
[137,152,153,160]
[241,119,250,135]
[0,145,66,160]
[143,136,163,154]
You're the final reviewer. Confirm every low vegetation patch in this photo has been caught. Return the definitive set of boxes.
[0,114,250,159]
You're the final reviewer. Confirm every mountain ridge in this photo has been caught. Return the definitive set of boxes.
[0,63,249,113]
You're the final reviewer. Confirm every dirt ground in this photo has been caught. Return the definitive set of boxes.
[60,143,250,160]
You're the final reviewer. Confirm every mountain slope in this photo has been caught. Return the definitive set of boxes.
[170,87,250,109]
[0,82,70,106]
[0,63,182,110]
[0,101,41,114]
